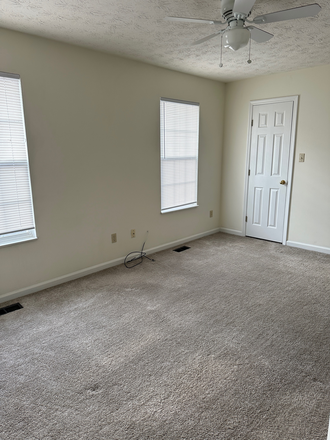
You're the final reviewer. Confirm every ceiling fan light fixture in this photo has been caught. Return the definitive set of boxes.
[223,27,250,51]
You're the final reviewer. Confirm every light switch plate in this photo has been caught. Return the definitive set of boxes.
[299,153,305,162]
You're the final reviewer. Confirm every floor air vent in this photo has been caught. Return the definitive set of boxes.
[173,246,190,253]
[0,303,23,316]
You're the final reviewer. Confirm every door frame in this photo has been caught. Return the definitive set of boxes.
[242,96,299,245]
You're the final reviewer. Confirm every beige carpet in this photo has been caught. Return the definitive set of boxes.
[1,233,330,440]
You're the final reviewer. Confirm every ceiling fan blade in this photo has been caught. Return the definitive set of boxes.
[192,32,222,45]
[253,3,321,24]
[165,16,215,25]
[248,26,274,43]
[233,0,257,16]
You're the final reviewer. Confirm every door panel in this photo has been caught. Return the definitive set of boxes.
[256,135,266,175]
[246,101,294,242]
[253,187,263,225]
[267,188,279,228]
[275,111,285,127]
[271,134,283,176]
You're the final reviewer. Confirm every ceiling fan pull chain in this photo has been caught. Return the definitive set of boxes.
[219,34,224,68]
[247,34,252,64]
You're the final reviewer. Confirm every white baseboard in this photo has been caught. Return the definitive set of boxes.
[0,228,221,305]
[327,417,330,440]
[218,231,330,255]
[0,256,126,305]
[287,241,330,255]
[145,228,221,255]
[219,227,244,237]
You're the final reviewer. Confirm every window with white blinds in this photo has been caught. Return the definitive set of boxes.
[0,72,36,247]
[160,98,200,213]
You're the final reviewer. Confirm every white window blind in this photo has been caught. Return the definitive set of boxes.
[160,98,200,213]
[0,72,36,246]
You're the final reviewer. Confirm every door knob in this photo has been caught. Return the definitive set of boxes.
[280,180,286,185]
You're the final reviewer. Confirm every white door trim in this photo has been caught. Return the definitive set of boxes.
[242,96,299,245]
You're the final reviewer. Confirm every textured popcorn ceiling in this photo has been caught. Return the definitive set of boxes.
[0,0,329,82]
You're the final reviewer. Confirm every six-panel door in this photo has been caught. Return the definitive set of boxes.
[246,101,294,243]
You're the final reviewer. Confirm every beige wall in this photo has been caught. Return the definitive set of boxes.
[221,65,330,249]
[0,28,225,298]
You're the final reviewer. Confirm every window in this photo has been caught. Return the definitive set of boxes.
[160,98,200,213]
[0,72,36,247]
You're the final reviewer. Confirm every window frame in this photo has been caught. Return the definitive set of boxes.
[0,71,37,247]
[160,97,200,214]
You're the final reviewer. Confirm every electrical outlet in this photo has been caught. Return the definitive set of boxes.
[131,229,136,238]
[210,210,213,218]
[299,153,305,162]
[111,233,117,243]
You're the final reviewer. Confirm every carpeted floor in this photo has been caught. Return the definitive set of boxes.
[1,233,330,440]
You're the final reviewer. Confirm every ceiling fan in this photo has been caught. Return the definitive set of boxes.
[166,0,321,53]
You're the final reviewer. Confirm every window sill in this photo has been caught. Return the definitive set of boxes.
[161,203,198,214]
[0,229,37,247]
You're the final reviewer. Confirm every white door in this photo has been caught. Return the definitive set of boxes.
[246,100,294,243]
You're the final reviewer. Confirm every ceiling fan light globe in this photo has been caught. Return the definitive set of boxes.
[223,27,250,51]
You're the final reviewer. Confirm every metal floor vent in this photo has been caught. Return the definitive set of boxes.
[173,246,191,253]
[0,303,23,316]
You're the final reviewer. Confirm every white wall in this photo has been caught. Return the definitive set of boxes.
[0,28,225,300]
[221,65,330,250]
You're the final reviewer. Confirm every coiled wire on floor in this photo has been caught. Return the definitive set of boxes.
[124,231,155,269]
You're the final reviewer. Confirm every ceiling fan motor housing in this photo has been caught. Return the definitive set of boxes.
[222,0,251,21]
[221,0,236,22]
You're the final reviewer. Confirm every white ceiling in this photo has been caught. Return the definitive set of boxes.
[0,0,329,82]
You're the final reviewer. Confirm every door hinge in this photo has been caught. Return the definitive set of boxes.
[245,216,248,222]
[251,119,254,127]
[248,169,250,176]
